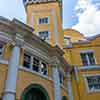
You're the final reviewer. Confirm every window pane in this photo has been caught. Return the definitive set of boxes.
[86,76,100,91]
[80,53,88,65]
[39,31,49,40]
[40,62,47,75]
[64,38,70,46]
[32,57,39,72]
[38,17,48,24]
[0,44,3,55]
[23,53,31,68]
[88,52,96,65]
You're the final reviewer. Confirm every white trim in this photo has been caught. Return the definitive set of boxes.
[64,35,71,39]
[0,32,12,43]
[83,74,100,93]
[80,50,94,53]
[0,59,8,65]
[78,65,100,70]
[24,43,50,63]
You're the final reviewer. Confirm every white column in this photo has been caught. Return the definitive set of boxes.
[67,72,74,100]
[53,66,61,100]
[3,46,20,100]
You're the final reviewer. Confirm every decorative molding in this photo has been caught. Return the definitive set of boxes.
[80,50,94,53]
[0,59,8,65]
[78,65,100,71]
[24,43,51,63]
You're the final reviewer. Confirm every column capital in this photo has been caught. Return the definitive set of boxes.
[50,56,60,67]
[12,33,24,47]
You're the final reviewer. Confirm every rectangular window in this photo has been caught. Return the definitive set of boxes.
[85,75,100,92]
[23,53,31,69]
[23,52,48,76]
[39,31,49,41]
[64,37,70,46]
[80,52,96,66]
[38,17,49,24]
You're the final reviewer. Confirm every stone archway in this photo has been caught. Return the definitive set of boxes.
[21,84,50,100]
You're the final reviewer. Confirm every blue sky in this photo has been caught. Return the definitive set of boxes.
[0,0,100,36]
[63,0,77,29]
[0,0,77,29]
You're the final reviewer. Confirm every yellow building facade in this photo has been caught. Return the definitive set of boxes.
[64,29,100,100]
[0,17,68,100]
[0,0,100,100]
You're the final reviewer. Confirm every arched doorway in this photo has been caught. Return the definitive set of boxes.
[21,84,50,100]
[62,96,68,100]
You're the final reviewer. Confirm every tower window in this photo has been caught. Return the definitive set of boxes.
[38,31,49,41]
[80,51,96,66]
[38,17,49,24]
[84,75,100,92]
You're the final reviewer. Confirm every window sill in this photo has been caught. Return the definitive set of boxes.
[0,58,8,65]
[87,89,100,93]
[19,66,53,82]
[78,65,100,71]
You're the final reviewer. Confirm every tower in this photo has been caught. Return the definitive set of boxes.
[23,0,63,48]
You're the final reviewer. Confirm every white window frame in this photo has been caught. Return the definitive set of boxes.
[38,30,50,42]
[83,74,100,93]
[39,60,48,76]
[23,51,48,76]
[80,50,96,66]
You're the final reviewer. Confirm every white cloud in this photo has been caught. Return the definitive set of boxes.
[72,0,100,36]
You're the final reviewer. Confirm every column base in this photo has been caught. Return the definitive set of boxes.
[3,91,16,100]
